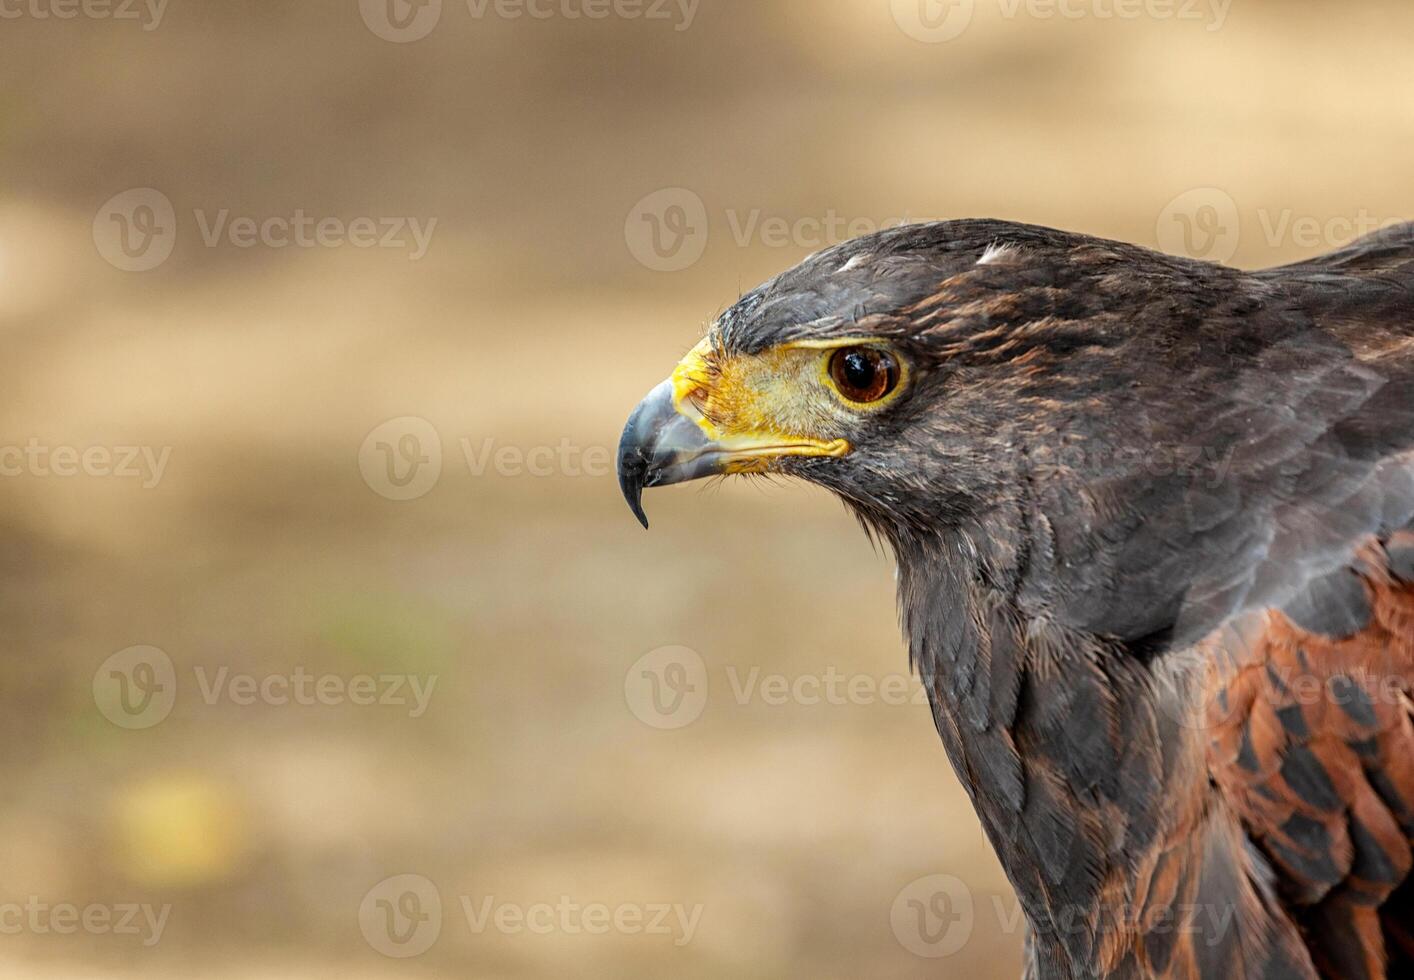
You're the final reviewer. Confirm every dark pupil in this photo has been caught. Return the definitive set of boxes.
[842,351,877,392]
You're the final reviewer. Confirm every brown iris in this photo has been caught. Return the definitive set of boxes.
[829,346,900,404]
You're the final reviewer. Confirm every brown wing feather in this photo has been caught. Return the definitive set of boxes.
[1206,533,1414,979]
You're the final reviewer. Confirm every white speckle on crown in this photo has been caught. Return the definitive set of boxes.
[978,242,1018,265]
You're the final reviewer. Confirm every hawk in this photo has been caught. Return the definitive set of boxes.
[618,220,1414,979]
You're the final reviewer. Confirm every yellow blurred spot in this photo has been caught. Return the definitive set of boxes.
[110,775,249,887]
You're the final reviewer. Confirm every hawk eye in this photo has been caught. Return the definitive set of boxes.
[828,346,900,404]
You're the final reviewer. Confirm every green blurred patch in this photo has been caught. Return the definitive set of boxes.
[312,591,456,674]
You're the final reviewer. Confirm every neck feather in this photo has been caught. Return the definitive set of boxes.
[894,529,1216,973]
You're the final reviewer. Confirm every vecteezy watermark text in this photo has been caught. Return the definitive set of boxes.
[93,188,437,272]
[358,0,700,43]
[624,188,927,272]
[623,646,938,730]
[725,666,929,708]
[0,898,171,947]
[890,0,1232,44]
[192,210,437,258]
[0,0,168,30]
[462,895,702,946]
[0,441,170,488]
[1157,188,1410,264]
[359,417,1250,503]
[358,875,702,958]
[357,418,618,500]
[93,646,438,730]
[890,873,1239,958]
[1026,440,1238,489]
[192,666,437,718]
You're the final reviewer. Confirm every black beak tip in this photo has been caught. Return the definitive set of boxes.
[619,378,699,530]
[617,447,651,530]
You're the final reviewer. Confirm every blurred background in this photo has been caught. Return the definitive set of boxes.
[1,0,1411,976]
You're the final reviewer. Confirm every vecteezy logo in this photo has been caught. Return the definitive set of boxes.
[1156,187,1241,264]
[624,645,708,729]
[93,645,178,730]
[359,417,443,501]
[359,874,443,958]
[890,874,975,958]
[358,0,443,41]
[624,188,709,272]
[93,189,178,272]
[890,0,975,43]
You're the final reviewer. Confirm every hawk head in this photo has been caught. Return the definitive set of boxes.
[618,220,1235,553]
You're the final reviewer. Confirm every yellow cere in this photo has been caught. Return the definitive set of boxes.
[665,336,912,472]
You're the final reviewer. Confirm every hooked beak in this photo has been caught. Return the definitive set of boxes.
[617,375,850,529]
[617,380,722,529]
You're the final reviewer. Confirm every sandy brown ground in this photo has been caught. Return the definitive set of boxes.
[1,1,1412,976]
